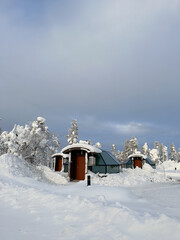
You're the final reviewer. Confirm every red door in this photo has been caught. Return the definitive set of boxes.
[134,159,142,168]
[76,155,85,180]
[55,157,62,171]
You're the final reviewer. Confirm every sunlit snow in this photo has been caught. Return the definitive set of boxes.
[0,154,180,240]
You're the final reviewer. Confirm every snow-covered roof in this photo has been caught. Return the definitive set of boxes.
[62,143,102,154]
[128,153,147,159]
[52,153,69,158]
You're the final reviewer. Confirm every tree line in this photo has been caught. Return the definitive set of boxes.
[0,118,179,168]
[111,137,180,164]
[64,119,180,164]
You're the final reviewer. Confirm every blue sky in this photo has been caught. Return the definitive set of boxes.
[1,0,180,151]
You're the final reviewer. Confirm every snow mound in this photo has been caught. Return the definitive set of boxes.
[0,154,68,185]
[36,165,69,185]
[158,160,180,170]
[90,164,174,187]
[156,160,180,181]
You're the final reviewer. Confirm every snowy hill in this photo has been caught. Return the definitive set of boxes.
[91,163,174,187]
[0,154,180,240]
[0,154,68,185]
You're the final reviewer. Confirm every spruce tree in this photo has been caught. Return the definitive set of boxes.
[111,144,116,156]
[169,143,177,161]
[163,146,168,162]
[122,139,131,161]
[141,142,149,156]
[177,148,180,162]
[129,136,139,154]
[116,150,123,162]
[66,119,78,144]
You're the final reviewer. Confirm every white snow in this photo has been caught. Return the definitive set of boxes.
[0,154,180,240]
[128,151,147,159]
[61,142,102,153]
[156,160,180,181]
[52,153,69,158]
[90,164,174,187]
[0,154,68,184]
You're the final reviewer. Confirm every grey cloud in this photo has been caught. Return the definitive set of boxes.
[1,0,180,149]
[107,122,150,135]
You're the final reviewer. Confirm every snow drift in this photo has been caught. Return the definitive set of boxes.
[0,154,180,240]
[0,154,176,187]
[0,154,68,185]
[90,163,174,187]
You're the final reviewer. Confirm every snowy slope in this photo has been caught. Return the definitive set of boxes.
[0,154,180,240]
[0,154,68,184]
[90,163,174,187]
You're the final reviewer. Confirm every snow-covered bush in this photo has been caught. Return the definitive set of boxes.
[0,117,60,167]
[66,119,78,144]
[149,148,160,164]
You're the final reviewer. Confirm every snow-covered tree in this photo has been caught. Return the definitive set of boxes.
[169,143,177,161]
[110,144,123,161]
[163,145,168,162]
[177,148,180,162]
[149,148,160,164]
[129,136,139,153]
[152,142,166,163]
[116,150,123,162]
[141,142,149,156]
[153,141,169,163]
[121,139,131,162]
[95,142,102,149]
[158,144,168,162]
[111,144,116,156]
[66,119,78,145]
[158,144,163,162]
[0,131,9,155]
[0,117,60,167]
[154,141,160,151]
[153,141,162,163]
[120,137,139,162]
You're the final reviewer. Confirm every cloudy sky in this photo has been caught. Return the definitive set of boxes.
[1,0,180,151]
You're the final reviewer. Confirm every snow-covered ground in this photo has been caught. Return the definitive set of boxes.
[0,154,180,240]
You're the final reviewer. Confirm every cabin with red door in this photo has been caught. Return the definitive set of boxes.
[52,153,69,172]
[123,153,156,169]
[53,142,121,181]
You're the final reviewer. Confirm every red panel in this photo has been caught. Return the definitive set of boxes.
[76,156,85,180]
[55,157,62,171]
[134,159,142,169]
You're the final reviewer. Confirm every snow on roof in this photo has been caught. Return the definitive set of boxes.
[128,153,147,159]
[52,153,69,158]
[62,143,102,154]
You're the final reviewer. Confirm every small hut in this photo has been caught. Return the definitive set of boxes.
[123,153,156,169]
[52,143,120,181]
[52,153,69,172]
